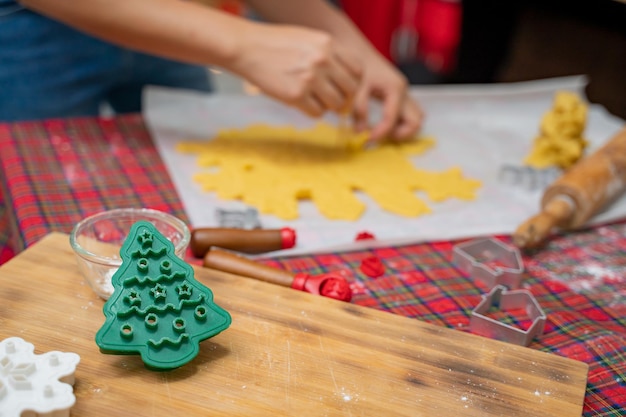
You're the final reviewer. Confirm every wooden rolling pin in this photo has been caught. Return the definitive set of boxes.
[513,126,626,249]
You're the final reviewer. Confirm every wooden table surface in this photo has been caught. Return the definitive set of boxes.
[0,233,589,416]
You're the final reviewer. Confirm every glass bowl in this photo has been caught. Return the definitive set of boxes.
[70,208,190,300]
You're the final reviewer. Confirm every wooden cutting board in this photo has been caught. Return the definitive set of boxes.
[0,233,588,416]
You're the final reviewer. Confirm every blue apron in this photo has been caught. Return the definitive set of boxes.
[0,1,212,121]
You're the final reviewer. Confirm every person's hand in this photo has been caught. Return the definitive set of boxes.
[352,53,424,142]
[229,23,362,117]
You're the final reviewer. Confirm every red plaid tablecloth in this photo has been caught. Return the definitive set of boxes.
[0,115,188,252]
[0,114,624,415]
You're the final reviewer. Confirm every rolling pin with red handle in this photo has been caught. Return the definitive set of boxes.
[513,127,626,249]
[190,227,296,257]
[203,247,352,302]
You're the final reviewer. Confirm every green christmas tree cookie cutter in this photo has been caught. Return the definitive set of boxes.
[95,220,231,370]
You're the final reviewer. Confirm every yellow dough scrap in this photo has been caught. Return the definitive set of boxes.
[524,91,588,169]
[177,123,482,220]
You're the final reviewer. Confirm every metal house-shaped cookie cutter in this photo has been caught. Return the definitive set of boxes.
[452,237,524,289]
[453,238,547,345]
[470,285,547,346]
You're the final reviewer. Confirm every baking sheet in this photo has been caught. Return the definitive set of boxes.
[145,76,626,256]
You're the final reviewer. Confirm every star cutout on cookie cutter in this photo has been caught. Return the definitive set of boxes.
[470,285,547,346]
[452,237,524,289]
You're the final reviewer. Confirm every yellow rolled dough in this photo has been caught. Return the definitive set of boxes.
[177,123,482,220]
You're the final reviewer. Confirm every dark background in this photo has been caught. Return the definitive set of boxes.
[395,0,626,120]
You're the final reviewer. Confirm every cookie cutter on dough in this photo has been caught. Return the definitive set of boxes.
[470,285,546,346]
[0,337,80,417]
[452,237,524,289]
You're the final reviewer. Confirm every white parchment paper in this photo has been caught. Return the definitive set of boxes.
[144,76,626,256]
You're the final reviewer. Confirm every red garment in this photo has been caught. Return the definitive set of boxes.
[340,0,462,74]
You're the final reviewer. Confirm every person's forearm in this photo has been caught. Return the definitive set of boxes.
[244,0,378,55]
[20,0,251,68]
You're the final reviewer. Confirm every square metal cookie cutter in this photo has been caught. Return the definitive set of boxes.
[452,237,524,289]
[470,285,547,346]
[215,207,261,229]
[498,164,562,191]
